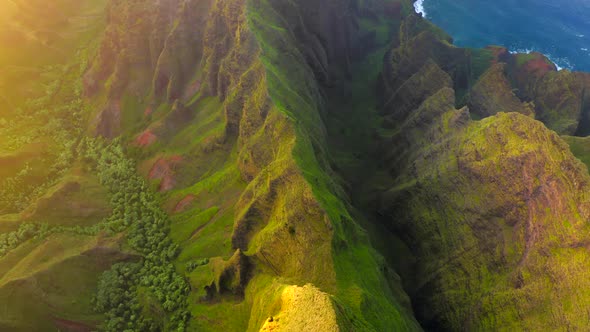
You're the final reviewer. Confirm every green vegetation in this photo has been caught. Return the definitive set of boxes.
[4,0,590,331]
[0,65,83,213]
[0,223,45,257]
[0,0,104,213]
[247,0,420,330]
[0,137,191,330]
[77,139,190,331]
[564,135,590,169]
[376,13,590,329]
[185,258,209,272]
[515,52,539,67]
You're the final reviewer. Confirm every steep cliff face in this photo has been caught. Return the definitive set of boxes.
[467,63,535,118]
[462,47,590,136]
[5,0,590,331]
[504,51,590,135]
[80,0,420,330]
[377,14,590,330]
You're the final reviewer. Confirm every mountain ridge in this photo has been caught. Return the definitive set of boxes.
[2,0,590,330]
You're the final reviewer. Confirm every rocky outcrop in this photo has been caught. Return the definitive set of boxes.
[13,0,590,330]
[379,14,473,101]
[259,284,339,332]
[85,0,210,99]
[468,63,534,118]
[84,0,421,330]
[377,14,590,330]
[85,0,215,137]
[504,51,590,135]
[213,249,250,295]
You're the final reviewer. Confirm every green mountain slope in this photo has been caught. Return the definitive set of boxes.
[2,0,590,331]
[373,14,590,330]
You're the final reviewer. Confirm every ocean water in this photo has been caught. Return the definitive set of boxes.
[414,0,590,71]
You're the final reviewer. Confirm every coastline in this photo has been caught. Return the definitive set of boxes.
[508,48,566,71]
[412,0,575,71]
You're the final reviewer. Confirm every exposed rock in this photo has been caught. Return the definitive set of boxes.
[18,0,590,330]
[93,100,121,138]
[505,52,590,134]
[174,194,195,213]
[468,63,535,118]
[85,0,212,101]
[381,59,453,122]
[213,249,250,295]
[148,155,183,192]
[377,15,590,330]
[134,129,157,147]
[259,284,339,332]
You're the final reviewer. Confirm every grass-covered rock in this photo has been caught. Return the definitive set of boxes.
[4,0,590,331]
[377,14,590,330]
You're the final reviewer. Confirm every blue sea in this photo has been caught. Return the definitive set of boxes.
[414,0,590,71]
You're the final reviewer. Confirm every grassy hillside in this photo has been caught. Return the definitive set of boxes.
[0,0,108,216]
[3,0,590,331]
[0,0,421,330]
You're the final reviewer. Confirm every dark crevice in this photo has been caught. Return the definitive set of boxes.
[574,88,590,136]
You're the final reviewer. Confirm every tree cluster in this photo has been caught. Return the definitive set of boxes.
[81,139,191,331]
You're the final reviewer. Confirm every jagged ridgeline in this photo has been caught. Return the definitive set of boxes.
[1,0,419,330]
[376,13,590,332]
[3,0,590,330]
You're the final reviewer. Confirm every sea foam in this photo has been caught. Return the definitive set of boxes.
[414,0,426,16]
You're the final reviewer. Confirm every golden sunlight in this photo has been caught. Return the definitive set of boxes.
[0,1,16,19]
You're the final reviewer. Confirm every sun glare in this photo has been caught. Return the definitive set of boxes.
[0,1,16,18]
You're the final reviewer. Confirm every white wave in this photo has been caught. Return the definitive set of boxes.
[509,48,534,55]
[543,54,572,71]
[577,34,585,38]
[582,48,588,51]
[414,0,426,17]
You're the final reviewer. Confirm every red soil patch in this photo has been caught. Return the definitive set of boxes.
[52,317,93,332]
[148,156,183,192]
[144,106,153,117]
[523,58,555,77]
[135,129,157,147]
[174,194,195,213]
[148,158,173,179]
